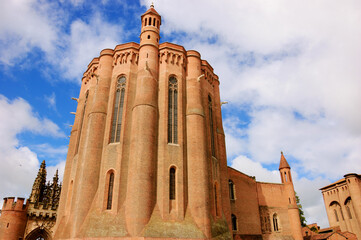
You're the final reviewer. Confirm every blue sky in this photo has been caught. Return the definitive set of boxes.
[1,0,360,228]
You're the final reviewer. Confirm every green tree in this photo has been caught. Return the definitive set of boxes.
[296,192,307,227]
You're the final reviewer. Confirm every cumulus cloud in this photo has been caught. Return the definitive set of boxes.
[57,13,124,80]
[0,0,124,82]
[0,95,66,206]
[231,155,280,183]
[0,0,60,65]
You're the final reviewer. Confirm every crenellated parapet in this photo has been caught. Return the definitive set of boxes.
[1,197,27,211]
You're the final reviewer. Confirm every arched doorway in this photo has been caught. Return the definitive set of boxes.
[25,227,52,240]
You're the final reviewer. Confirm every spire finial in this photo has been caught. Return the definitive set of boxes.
[150,2,154,8]
[281,151,283,155]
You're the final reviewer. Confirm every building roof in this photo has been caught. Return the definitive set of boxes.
[319,178,346,190]
[142,4,160,17]
[279,151,290,170]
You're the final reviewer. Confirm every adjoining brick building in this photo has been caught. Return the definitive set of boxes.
[0,5,304,240]
[320,174,361,240]
[0,160,61,240]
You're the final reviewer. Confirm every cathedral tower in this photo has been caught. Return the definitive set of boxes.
[125,4,161,236]
[279,152,303,240]
[53,5,231,240]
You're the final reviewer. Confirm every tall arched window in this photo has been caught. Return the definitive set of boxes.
[231,214,238,231]
[110,76,126,143]
[273,213,279,231]
[106,172,114,210]
[229,180,235,200]
[169,167,176,200]
[208,95,215,157]
[75,90,89,154]
[168,76,178,144]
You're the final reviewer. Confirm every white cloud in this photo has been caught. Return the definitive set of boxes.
[231,155,280,183]
[57,13,124,80]
[0,0,125,82]
[44,92,56,110]
[0,0,60,65]
[0,95,66,206]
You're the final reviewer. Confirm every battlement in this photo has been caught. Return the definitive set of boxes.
[2,197,27,211]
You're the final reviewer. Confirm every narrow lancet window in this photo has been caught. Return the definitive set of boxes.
[273,214,279,231]
[110,76,126,143]
[231,214,237,231]
[209,95,215,156]
[169,167,176,200]
[168,76,178,144]
[229,180,235,200]
[107,172,114,209]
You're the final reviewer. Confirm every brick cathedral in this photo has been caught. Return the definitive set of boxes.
[0,5,304,240]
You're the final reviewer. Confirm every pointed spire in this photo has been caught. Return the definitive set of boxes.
[143,2,160,17]
[53,169,59,184]
[29,160,47,203]
[279,151,290,170]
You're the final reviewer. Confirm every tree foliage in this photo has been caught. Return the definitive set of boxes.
[295,192,307,227]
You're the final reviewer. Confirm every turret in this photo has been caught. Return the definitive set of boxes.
[279,151,291,184]
[0,197,27,240]
[125,4,160,236]
[29,160,47,204]
[279,152,303,240]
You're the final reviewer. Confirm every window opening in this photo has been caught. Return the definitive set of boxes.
[168,76,178,144]
[284,172,288,182]
[145,18,147,26]
[273,214,279,231]
[231,214,237,231]
[208,96,215,156]
[169,167,176,200]
[229,180,235,200]
[107,172,114,209]
[110,76,126,143]
[153,18,156,26]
